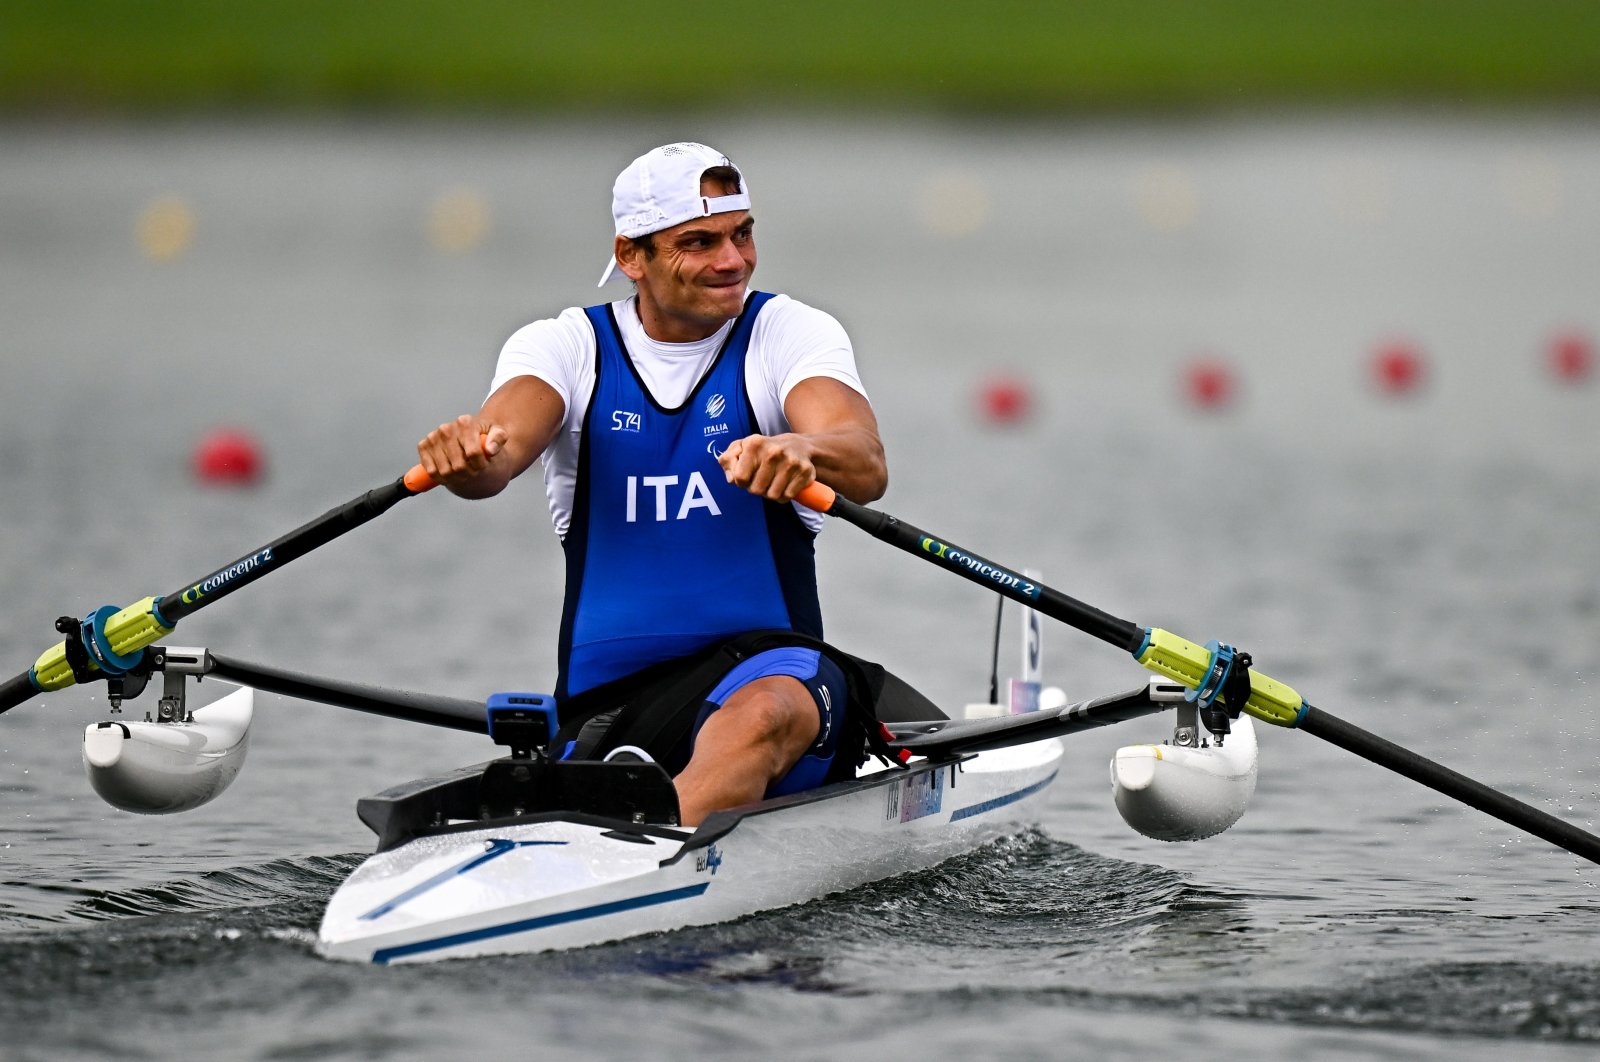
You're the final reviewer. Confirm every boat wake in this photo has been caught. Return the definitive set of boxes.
[553,830,1600,1044]
[536,830,1201,988]
[0,852,363,930]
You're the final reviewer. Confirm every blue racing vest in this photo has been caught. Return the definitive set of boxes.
[556,293,823,699]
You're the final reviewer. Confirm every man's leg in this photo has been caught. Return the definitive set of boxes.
[674,675,819,826]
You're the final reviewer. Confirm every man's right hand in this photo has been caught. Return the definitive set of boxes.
[417,377,564,500]
[417,414,512,495]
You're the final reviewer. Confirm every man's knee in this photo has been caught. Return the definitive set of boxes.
[720,677,820,765]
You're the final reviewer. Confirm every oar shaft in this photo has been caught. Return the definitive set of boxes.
[158,473,425,624]
[796,484,1308,727]
[815,490,1144,652]
[0,465,439,716]
[0,673,35,713]
[1300,707,1600,866]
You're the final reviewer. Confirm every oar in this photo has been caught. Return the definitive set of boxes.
[795,482,1600,867]
[0,466,439,715]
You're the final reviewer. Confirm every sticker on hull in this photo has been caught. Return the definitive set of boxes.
[694,843,722,875]
[886,769,945,823]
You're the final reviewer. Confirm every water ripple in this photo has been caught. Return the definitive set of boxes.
[0,853,362,929]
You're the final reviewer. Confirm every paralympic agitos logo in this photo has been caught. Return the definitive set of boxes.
[179,547,275,604]
[918,537,1041,598]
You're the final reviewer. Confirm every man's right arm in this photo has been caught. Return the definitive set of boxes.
[416,375,566,499]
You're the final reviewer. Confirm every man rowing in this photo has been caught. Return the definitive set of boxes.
[417,142,889,825]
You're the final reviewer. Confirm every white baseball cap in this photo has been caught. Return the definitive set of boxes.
[597,142,752,286]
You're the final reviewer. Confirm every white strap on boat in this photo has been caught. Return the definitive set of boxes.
[603,745,656,764]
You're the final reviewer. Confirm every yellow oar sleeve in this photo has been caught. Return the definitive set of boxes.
[103,597,174,658]
[28,597,174,693]
[29,641,78,692]
[1136,627,1306,728]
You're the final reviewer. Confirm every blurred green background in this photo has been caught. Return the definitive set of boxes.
[6,0,1600,113]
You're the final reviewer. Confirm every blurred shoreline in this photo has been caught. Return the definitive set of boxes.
[6,1,1600,115]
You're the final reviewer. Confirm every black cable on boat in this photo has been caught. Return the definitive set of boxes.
[986,593,1003,705]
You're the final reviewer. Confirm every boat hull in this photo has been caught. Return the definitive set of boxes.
[317,737,1063,964]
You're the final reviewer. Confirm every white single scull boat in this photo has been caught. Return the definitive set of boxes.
[71,625,1252,965]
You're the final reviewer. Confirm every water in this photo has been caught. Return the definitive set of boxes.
[2,112,1599,1059]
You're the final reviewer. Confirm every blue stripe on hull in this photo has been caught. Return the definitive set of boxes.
[360,839,568,922]
[949,770,1058,823]
[370,882,711,964]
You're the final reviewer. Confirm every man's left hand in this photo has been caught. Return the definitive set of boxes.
[718,434,815,502]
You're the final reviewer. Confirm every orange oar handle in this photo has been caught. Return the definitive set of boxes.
[795,481,837,513]
[405,426,503,495]
[403,465,438,494]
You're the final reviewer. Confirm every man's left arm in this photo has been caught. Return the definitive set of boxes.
[717,376,887,505]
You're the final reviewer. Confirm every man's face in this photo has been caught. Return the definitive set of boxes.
[620,179,756,342]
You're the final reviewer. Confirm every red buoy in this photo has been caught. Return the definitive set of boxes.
[978,375,1032,426]
[1372,341,1426,396]
[1548,331,1593,384]
[193,428,264,486]
[1182,357,1237,410]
